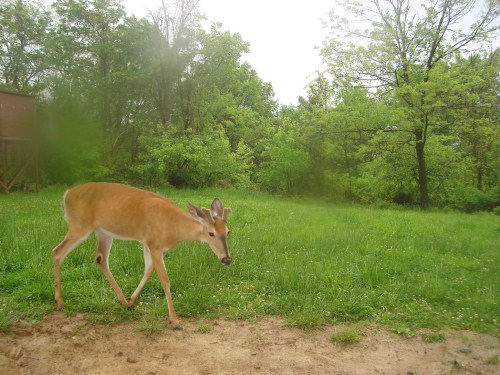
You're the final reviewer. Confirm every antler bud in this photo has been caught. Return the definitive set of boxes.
[222,207,231,221]
[201,208,215,223]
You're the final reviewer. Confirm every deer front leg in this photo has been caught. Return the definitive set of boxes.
[150,249,181,330]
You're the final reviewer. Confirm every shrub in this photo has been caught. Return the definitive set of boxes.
[138,127,251,189]
[449,186,500,213]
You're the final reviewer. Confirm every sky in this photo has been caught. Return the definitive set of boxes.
[124,0,334,105]
[123,0,499,106]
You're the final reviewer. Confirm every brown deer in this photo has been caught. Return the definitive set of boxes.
[51,182,231,329]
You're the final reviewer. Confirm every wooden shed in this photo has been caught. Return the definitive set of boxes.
[0,90,39,193]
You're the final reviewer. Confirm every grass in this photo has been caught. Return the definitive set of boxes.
[0,186,499,336]
[196,323,214,334]
[486,355,499,365]
[331,327,362,345]
[421,332,446,343]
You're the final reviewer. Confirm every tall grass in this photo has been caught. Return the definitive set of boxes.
[1,186,498,334]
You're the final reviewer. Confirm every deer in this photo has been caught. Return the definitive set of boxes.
[51,182,231,329]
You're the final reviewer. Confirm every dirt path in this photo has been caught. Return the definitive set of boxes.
[0,312,498,375]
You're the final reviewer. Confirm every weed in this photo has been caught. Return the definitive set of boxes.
[331,327,362,345]
[196,323,213,334]
[451,359,465,370]
[486,355,499,365]
[421,332,446,343]
[393,325,416,338]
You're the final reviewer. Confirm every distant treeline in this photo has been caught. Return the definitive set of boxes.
[1,0,499,211]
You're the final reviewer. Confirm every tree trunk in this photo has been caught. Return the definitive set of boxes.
[414,132,430,208]
[476,165,483,191]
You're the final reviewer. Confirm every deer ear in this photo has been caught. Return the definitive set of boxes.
[211,198,223,217]
[187,202,204,219]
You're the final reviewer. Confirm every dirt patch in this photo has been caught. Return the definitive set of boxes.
[0,312,498,375]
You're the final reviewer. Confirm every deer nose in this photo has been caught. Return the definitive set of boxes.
[221,256,232,265]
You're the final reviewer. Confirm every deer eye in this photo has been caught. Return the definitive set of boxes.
[208,232,215,237]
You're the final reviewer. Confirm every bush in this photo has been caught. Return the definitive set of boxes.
[450,186,500,213]
[138,127,251,189]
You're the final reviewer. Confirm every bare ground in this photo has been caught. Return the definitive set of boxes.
[1,312,499,375]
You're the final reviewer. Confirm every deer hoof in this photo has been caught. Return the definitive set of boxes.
[170,319,182,330]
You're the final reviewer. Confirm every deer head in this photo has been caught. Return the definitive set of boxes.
[187,198,232,265]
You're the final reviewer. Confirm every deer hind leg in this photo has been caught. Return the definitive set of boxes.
[52,226,92,309]
[95,231,128,307]
[150,248,181,330]
[128,244,154,308]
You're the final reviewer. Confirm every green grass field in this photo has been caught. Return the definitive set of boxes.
[1,186,499,335]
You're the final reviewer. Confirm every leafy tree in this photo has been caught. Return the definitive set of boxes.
[258,118,312,195]
[432,51,500,211]
[95,16,166,168]
[176,24,277,149]
[0,0,51,93]
[48,1,170,170]
[448,52,500,191]
[296,80,393,200]
[322,0,499,207]
[50,0,127,136]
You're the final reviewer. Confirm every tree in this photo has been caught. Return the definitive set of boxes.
[297,83,395,200]
[0,0,51,93]
[51,0,127,138]
[49,1,165,169]
[149,0,202,126]
[322,0,500,207]
[175,24,277,144]
[448,52,500,191]
[258,118,312,195]
[137,24,276,188]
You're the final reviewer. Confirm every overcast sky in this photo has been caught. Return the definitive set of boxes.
[123,1,498,106]
[124,0,333,105]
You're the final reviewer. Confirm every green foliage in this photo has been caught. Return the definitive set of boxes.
[39,92,105,184]
[1,188,499,335]
[290,50,500,210]
[258,118,312,195]
[448,186,500,213]
[175,24,277,151]
[0,0,50,92]
[0,0,498,213]
[139,127,250,188]
[320,0,500,208]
